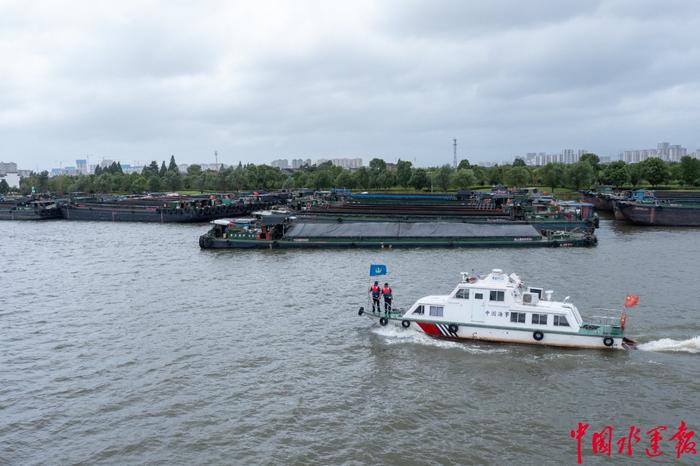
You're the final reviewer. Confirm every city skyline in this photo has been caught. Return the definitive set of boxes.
[2,1,700,169]
[4,139,700,176]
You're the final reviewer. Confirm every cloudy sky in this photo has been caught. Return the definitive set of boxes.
[2,0,700,169]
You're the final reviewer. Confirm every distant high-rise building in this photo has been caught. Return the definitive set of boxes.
[271,159,290,169]
[514,149,586,166]
[76,159,88,175]
[0,162,18,175]
[623,142,687,163]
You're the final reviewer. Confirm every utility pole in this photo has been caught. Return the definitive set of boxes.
[453,138,458,169]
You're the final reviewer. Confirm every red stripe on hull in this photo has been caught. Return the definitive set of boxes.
[417,322,443,337]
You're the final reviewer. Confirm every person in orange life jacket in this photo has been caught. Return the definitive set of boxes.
[382,283,393,312]
[369,281,381,312]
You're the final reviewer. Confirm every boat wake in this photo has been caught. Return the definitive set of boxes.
[637,336,700,354]
[370,325,509,354]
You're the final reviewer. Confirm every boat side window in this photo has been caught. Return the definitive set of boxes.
[474,292,484,300]
[532,314,548,325]
[455,289,469,299]
[413,305,424,315]
[489,290,505,302]
[510,312,526,323]
[429,306,444,317]
[553,315,569,326]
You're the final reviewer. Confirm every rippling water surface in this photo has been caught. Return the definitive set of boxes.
[1,218,699,465]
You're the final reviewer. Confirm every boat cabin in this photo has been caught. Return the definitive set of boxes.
[405,269,584,333]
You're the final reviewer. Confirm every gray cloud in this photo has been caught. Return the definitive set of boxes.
[1,0,700,169]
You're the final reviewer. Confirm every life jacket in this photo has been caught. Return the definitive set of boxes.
[382,287,392,299]
[371,285,381,298]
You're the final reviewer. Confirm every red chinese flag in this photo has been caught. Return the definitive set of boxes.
[624,294,639,308]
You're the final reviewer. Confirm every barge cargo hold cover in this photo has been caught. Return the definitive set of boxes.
[199,219,597,249]
[283,222,542,239]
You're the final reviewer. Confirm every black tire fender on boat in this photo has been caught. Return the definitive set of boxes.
[603,337,614,347]
[401,320,410,328]
[533,331,544,341]
[358,307,364,316]
[448,323,459,334]
[379,317,388,326]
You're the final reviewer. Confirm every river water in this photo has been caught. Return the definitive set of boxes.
[1,218,699,465]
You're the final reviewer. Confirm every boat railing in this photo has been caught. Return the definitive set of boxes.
[580,313,623,336]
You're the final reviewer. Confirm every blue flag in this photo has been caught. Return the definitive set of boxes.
[369,264,387,276]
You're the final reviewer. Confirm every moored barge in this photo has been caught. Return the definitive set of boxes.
[0,198,62,220]
[199,217,597,249]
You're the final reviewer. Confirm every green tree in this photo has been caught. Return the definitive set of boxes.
[409,169,429,190]
[457,159,471,170]
[488,165,505,185]
[0,179,9,194]
[334,171,355,189]
[164,171,182,191]
[512,158,526,167]
[369,158,387,172]
[187,164,202,176]
[600,161,629,187]
[143,161,159,176]
[354,167,370,190]
[579,153,600,171]
[432,165,453,191]
[396,160,413,187]
[148,175,161,192]
[641,157,669,186]
[377,171,396,189]
[131,176,148,193]
[159,161,168,177]
[36,171,49,192]
[313,171,332,189]
[678,156,700,186]
[566,161,594,190]
[168,155,178,173]
[504,166,530,187]
[541,163,566,192]
[451,168,476,190]
[628,163,643,187]
[94,173,113,193]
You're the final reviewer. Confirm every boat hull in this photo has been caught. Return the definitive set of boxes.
[200,235,596,249]
[0,207,62,220]
[61,204,253,223]
[366,313,625,350]
[611,201,627,221]
[617,202,700,226]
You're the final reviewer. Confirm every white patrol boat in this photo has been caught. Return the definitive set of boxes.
[359,269,636,350]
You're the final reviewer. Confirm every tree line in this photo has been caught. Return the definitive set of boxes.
[7,153,700,196]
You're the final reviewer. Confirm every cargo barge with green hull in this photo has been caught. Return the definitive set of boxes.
[199,217,597,249]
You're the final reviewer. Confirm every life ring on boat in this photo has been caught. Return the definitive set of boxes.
[620,313,627,331]
[379,317,388,326]
[448,324,459,334]
[533,331,544,341]
[358,307,364,316]
[401,320,410,328]
[603,337,614,347]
